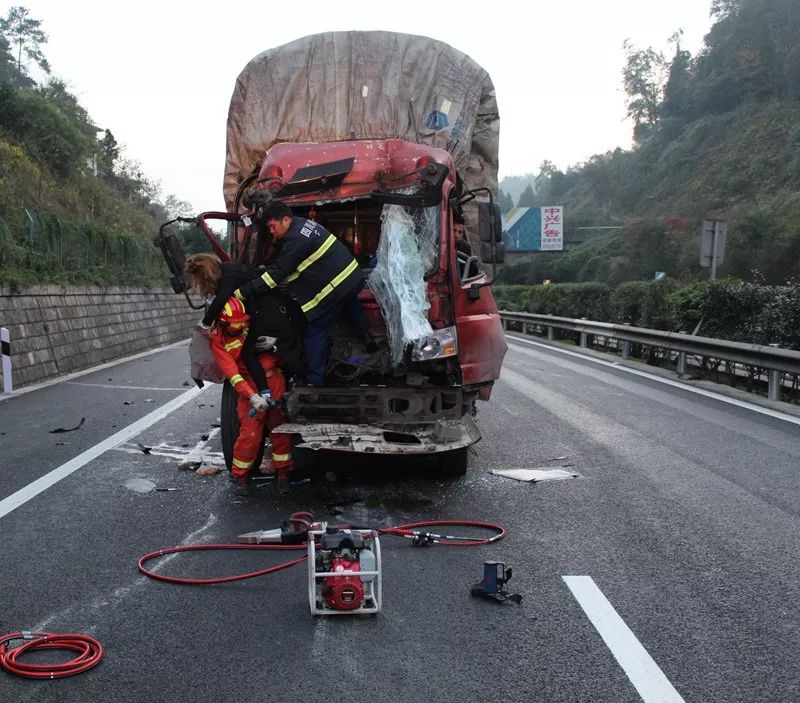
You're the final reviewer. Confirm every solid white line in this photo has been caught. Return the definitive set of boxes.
[0,338,190,402]
[0,385,209,521]
[507,334,800,427]
[563,575,685,703]
[65,381,187,391]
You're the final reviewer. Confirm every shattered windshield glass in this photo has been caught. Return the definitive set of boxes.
[368,203,441,366]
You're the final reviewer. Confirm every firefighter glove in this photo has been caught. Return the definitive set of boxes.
[249,393,268,413]
[254,335,277,352]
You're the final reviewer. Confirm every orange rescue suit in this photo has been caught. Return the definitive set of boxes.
[209,328,292,480]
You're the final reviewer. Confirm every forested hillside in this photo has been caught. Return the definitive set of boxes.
[499,0,800,286]
[0,7,199,285]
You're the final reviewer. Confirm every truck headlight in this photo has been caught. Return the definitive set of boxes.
[411,326,458,362]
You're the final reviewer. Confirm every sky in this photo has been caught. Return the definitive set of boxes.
[15,0,715,214]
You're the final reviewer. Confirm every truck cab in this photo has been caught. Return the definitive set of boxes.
[170,137,506,475]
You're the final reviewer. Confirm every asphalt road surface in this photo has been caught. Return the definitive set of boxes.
[1,336,798,702]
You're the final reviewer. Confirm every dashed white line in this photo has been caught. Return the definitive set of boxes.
[0,338,190,402]
[65,381,188,391]
[563,575,685,703]
[0,385,209,521]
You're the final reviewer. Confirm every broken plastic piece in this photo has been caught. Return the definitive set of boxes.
[490,468,578,482]
[49,418,85,434]
[195,465,221,476]
[189,328,226,383]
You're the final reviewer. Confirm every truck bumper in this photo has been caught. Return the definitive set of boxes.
[274,413,481,455]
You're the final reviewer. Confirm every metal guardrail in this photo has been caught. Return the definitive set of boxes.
[499,311,800,402]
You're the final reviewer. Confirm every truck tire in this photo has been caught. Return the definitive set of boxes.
[220,381,266,472]
[435,448,469,478]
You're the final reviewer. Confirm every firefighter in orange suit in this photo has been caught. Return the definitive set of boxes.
[209,297,292,494]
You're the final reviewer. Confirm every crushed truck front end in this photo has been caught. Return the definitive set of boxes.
[230,139,506,469]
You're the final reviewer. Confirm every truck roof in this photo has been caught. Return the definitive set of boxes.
[256,139,456,204]
[224,31,498,210]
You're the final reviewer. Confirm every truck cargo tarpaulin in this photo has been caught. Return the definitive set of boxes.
[224,31,499,209]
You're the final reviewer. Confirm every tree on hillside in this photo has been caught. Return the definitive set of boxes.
[533,160,559,204]
[498,189,514,213]
[0,6,50,85]
[710,0,742,20]
[622,40,666,142]
[97,129,119,177]
[0,34,21,84]
[517,183,536,207]
[38,78,93,130]
[517,184,536,208]
[661,32,693,121]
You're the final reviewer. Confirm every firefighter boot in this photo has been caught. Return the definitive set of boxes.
[230,473,253,497]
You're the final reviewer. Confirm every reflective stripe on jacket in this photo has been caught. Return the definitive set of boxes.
[238,217,363,321]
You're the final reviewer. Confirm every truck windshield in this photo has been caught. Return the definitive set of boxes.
[392,204,440,275]
[368,203,440,364]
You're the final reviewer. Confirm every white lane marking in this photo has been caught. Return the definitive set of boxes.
[65,381,187,391]
[507,335,800,427]
[0,385,209,521]
[113,427,225,464]
[0,338,190,402]
[563,575,685,703]
[31,513,218,633]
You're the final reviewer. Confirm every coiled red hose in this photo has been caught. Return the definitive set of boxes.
[0,632,103,679]
[138,519,505,586]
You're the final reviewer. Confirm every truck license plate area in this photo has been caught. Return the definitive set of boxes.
[286,387,466,424]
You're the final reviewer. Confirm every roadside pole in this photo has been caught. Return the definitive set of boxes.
[1,327,11,394]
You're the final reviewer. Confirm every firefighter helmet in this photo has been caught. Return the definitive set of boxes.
[218,297,249,333]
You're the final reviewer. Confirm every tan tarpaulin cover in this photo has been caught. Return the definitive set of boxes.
[224,31,499,209]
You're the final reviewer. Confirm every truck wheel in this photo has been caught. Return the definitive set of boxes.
[435,448,469,478]
[220,382,265,472]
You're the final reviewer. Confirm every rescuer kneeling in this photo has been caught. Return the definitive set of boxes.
[209,297,292,495]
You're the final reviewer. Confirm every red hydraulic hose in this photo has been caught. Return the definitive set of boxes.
[137,543,307,585]
[137,519,505,586]
[377,519,506,546]
[0,632,103,679]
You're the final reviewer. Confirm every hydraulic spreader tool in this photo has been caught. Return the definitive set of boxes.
[138,512,507,615]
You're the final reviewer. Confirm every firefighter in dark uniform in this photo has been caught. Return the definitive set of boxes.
[234,201,374,386]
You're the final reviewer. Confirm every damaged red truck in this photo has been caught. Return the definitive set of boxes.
[158,32,507,475]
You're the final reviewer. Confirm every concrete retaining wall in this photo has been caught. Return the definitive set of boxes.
[0,285,198,388]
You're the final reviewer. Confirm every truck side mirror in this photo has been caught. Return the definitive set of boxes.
[156,231,188,294]
[480,241,505,264]
[478,202,502,243]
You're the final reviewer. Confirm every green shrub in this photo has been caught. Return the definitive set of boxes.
[525,282,611,320]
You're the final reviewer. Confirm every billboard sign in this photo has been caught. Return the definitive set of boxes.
[540,206,563,251]
[502,206,565,252]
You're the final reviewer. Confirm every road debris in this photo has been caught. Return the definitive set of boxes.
[155,487,181,492]
[123,478,156,493]
[490,468,578,482]
[123,400,134,405]
[49,418,85,434]
[136,443,152,455]
[144,398,155,403]
[178,459,202,471]
[195,465,222,476]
